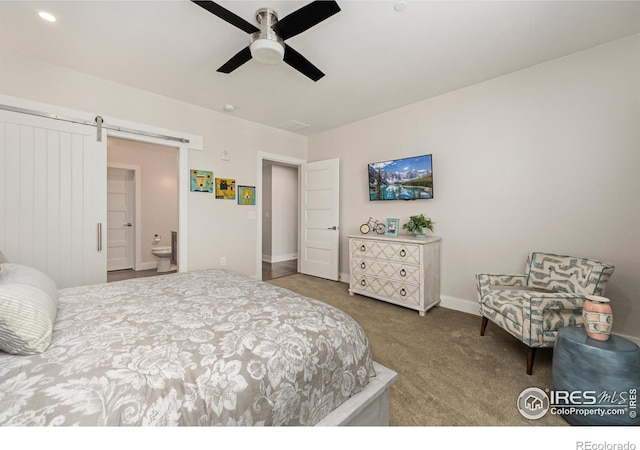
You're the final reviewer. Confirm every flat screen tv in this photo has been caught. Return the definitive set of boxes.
[369,154,433,201]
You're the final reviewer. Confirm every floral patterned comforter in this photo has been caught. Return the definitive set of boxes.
[0,269,375,425]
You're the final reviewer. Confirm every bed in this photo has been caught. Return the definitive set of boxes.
[0,263,397,426]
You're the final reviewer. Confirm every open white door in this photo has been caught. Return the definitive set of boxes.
[299,158,339,281]
[107,167,135,271]
[0,109,107,288]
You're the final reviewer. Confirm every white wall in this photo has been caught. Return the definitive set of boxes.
[270,165,298,262]
[308,35,640,338]
[0,51,308,277]
[108,137,178,268]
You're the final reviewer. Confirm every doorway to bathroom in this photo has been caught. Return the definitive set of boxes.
[106,137,179,282]
[261,159,300,281]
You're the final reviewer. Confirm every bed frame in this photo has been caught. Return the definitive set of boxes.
[315,361,398,426]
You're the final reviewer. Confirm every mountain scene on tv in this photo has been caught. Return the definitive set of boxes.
[369,155,433,200]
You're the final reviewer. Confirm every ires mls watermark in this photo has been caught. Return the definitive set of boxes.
[517,387,637,421]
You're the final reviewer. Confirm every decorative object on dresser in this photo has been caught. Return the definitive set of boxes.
[402,213,435,239]
[384,218,399,237]
[359,217,386,234]
[348,234,441,316]
[476,251,615,375]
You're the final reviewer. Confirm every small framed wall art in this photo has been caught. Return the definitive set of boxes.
[215,178,236,200]
[238,185,256,205]
[385,218,399,237]
[190,169,213,193]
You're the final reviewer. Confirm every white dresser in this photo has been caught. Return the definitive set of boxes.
[348,234,441,316]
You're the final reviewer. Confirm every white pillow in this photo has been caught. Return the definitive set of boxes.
[0,263,59,354]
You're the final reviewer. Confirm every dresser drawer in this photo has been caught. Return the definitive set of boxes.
[351,257,421,285]
[350,239,421,265]
[351,275,420,308]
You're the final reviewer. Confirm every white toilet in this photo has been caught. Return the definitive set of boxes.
[152,246,173,272]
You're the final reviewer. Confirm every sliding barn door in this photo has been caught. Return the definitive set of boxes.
[0,110,107,288]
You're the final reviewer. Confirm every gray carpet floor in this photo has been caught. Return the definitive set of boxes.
[268,274,568,426]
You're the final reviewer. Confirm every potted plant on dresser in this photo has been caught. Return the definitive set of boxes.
[402,214,435,239]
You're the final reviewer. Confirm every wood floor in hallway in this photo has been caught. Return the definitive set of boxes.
[262,259,298,281]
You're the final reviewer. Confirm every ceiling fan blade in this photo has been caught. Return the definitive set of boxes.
[192,1,259,34]
[273,1,341,41]
[283,44,324,82]
[217,46,252,73]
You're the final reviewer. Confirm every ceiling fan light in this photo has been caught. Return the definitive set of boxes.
[250,39,285,65]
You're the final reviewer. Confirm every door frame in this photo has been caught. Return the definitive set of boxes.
[256,151,306,280]
[106,131,188,272]
[107,163,141,271]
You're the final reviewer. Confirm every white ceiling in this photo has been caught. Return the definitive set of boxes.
[1,1,640,136]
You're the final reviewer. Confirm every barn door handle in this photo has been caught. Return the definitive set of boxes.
[97,223,103,251]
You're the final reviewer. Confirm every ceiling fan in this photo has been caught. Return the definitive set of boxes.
[192,1,341,81]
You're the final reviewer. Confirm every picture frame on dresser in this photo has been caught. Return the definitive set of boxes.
[384,218,399,237]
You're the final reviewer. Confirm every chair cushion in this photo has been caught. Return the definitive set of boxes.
[481,289,525,325]
[526,252,601,294]
[0,263,59,354]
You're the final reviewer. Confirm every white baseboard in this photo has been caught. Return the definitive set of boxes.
[137,261,158,271]
[440,295,480,316]
[269,253,298,263]
[336,274,640,343]
[263,254,298,263]
[439,297,640,343]
[618,332,640,345]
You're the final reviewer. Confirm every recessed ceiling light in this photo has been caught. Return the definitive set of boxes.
[38,11,56,22]
[223,104,235,112]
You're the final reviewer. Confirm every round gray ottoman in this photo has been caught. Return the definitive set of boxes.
[552,326,640,426]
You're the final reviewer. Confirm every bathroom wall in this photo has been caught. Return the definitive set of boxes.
[261,163,273,260]
[261,163,298,263]
[107,137,179,270]
[270,164,298,262]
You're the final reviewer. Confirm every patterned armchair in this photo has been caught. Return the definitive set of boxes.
[476,252,614,375]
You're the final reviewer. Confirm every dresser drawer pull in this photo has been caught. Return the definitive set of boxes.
[399,249,406,257]
[400,288,407,297]
[360,262,366,270]
[360,244,366,252]
[400,268,406,277]
[360,279,367,287]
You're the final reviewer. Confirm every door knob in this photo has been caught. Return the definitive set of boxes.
[124,223,132,227]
